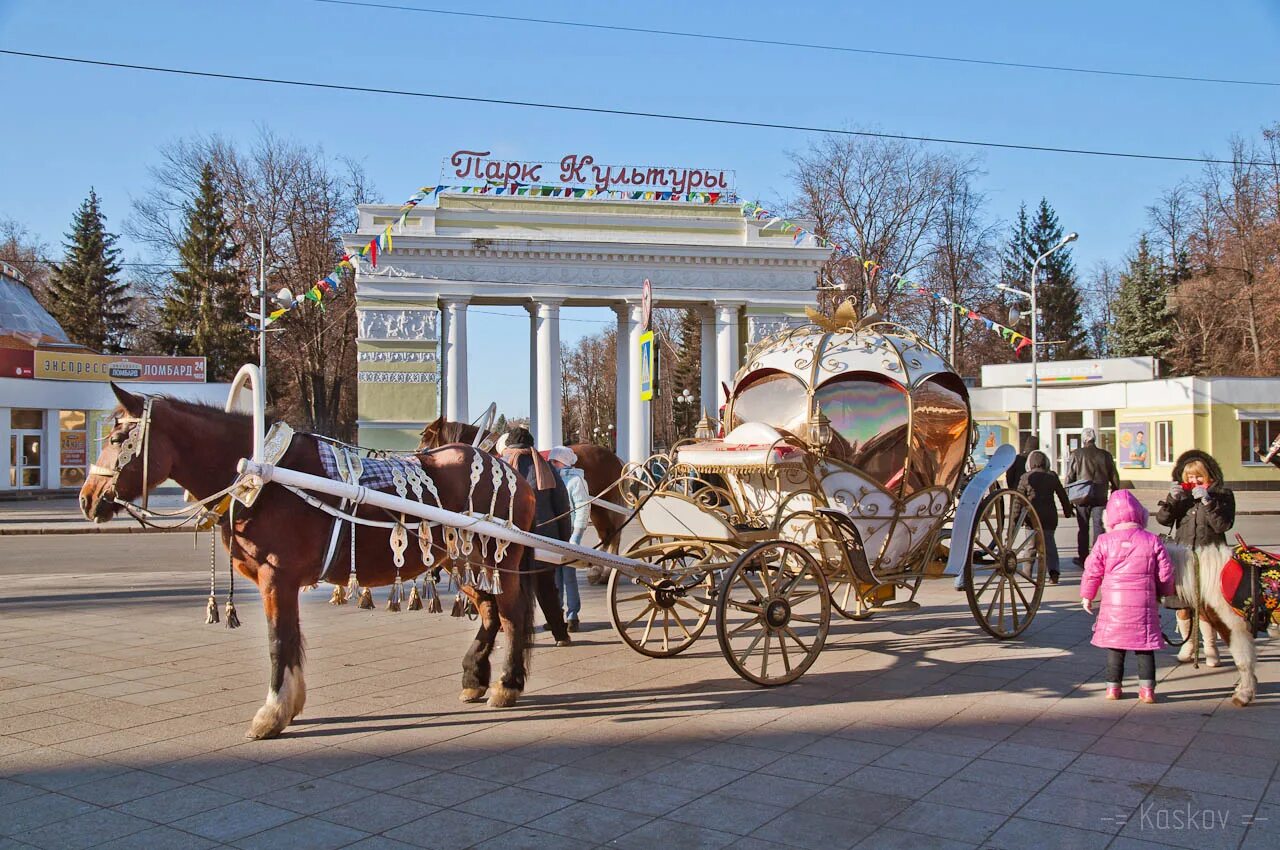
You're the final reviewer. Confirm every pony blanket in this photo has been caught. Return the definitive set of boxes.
[1223,541,1280,634]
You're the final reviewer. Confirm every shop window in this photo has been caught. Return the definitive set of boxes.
[1241,419,1279,464]
[1156,421,1174,465]
[59,409,88,488]
[1100,410,1116,428]
[11,409,43,430]
[1057,412,1084,429]
[1017,412,1033,451]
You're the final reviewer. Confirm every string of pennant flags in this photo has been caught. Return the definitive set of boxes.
[740,201,1035,355]
[259,188,1032,358]
[258,184,739,326]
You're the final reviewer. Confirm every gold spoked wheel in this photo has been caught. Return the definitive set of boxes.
[715,541,830,686]
[965,489,1046,639]
[607,543,715,658]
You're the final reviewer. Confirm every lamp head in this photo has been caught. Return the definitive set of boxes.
[1063,232,1078,244]
[1008,306,1023,325]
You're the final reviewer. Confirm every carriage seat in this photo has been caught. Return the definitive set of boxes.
[676,422,805,471]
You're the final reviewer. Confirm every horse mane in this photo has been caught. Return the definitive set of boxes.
[421,416,483,446]
[156,396,257,427]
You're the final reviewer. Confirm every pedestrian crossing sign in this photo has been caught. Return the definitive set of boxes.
[639,330,655,401]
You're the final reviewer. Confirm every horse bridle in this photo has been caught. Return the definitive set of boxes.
[89,397,156,512]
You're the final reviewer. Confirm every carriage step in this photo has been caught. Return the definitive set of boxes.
[879,601,921,611]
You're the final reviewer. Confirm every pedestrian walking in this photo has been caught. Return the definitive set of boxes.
[501,427,573,646]
[1066,427,1121,564]
[1155,449,1236,666]
[548,445,591,633]
[1080,490,1176,703]
[1016,450,1074,585]
[1006,434,1037,491]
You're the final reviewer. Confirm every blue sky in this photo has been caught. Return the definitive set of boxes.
[2,1,1278,415]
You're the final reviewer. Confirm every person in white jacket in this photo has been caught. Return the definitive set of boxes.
[549,446,591,631]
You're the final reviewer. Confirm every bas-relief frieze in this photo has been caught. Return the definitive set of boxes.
[747,315,809,344]
[357,351,439,364]
[359,261,817,291]
[357,309,439,341]
[358,371,441,384]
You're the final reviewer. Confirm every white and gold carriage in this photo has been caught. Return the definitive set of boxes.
[608,310,1047,685]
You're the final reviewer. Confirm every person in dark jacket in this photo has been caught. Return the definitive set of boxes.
[1006,434,1037,491]
[1156,449,1236,666]
[501,427,572,646]
[1067,427,1121,564]
[1017,450,1074,584]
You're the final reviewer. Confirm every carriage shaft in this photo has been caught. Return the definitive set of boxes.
[237,459,664,580]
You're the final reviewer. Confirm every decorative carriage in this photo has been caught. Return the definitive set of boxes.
[606,308,1048,685]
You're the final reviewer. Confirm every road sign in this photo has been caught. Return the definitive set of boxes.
[639,330,655,401]
[640,278,652,332]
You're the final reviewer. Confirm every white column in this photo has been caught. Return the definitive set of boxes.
[43,410,58,490]
[627,300,650,463]
[613,304,631,460]
[442,297,470,422]
[526,303,538,437]
[535,299,563,449]
[699,304,717,418]
[715,301,743,404]
[0,408,11,492]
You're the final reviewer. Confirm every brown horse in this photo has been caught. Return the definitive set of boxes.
[419,417,628,557]
[81,385,537,739]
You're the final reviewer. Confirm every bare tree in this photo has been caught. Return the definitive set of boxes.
[1082,260,1121,357]
[925,167,999,368]
[788,135,959,319]
[0,217,51,298]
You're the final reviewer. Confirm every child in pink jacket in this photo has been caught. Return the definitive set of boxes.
[1080,490,1176,703]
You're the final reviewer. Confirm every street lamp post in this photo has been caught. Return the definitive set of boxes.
[999,231,1077,448]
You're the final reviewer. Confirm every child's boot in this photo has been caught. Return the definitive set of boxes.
[1138,684,1156,704]
[1105,684,1122,700]
[1176,617,1194,663]
[1200,620,1220,667]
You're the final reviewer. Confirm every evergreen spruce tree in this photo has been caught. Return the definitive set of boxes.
[1027,198,1087,359]
[1109,236,1174,360]
[46,190,132,352]
[160,164,252,380]
[672,308,702,438]
[998,203,1033,292]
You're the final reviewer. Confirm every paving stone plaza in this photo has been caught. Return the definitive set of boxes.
[1,529,1276,850]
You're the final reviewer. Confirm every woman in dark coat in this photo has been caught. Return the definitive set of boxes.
[1017,450,1074,585]
[501,428,573,646]
[1155,449,1236,665]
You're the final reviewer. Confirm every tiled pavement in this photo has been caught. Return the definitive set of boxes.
[1,537,1278,849]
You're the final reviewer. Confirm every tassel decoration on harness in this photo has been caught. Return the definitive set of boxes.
[450,591,466,617]
[489,567,503,595]
[329,584,348,605]
[224,505,241,629]
[427,580,443,613]
[357,587,375,609]
[386,578,403,612]
[406,581,423,611]
[204,532,220,624]
[224,600,241,629]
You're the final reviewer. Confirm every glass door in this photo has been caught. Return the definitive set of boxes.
[9,431,43,488]
[1057,430,1083,480]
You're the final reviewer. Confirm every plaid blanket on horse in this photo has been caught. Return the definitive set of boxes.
[1223,538,1280,635]
[315,442,422,492]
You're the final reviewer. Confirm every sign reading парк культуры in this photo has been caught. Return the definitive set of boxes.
[445,150,736,197]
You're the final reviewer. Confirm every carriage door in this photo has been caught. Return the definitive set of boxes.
[9,409,44,489]
[1057,430,1082,479]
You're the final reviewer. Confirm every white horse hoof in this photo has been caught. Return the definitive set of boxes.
[459,688,487,703]
[1232,692,1254,707]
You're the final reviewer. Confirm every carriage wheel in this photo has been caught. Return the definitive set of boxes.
[607,544,714,658]
[965,489,1046,639]
[716,541,830,686]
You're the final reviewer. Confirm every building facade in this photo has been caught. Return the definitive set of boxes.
[970,357,1280,489]
[347,192,829,459]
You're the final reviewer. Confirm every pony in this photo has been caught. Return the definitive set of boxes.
[80,385,538,739]
[1165,541,1258,706]
[419,417,628,574]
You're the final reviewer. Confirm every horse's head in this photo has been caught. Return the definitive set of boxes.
[418,415,446,451]
[79,384,176,522]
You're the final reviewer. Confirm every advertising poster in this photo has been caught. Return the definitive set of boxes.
[1118,422,1150,468]
[639,330,655,401]
[972,424,1007,466]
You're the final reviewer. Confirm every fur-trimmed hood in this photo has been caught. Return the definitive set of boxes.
[1171,449,1226,490]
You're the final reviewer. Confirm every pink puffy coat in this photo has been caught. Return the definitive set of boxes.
[1080,490,1176,651]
